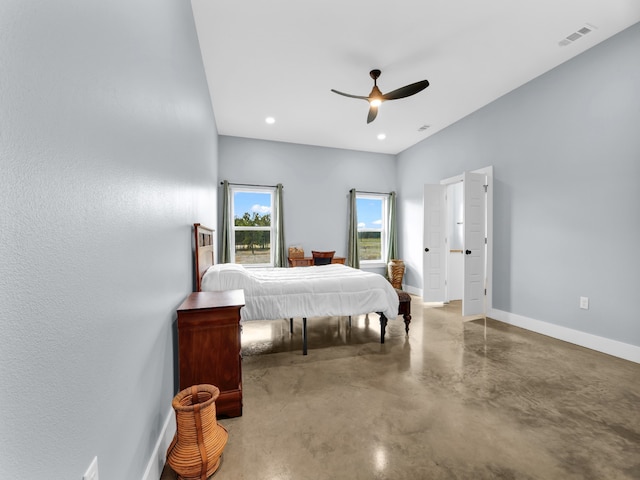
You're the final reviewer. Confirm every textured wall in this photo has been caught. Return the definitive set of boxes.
[397,23,640,347]
[0,1,217,478]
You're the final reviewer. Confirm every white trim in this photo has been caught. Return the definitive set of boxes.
[229,185,277,266]
[141,408,175,480]
[438,166,493,313]
[356,192,389,263]
[424,301,445,307]
[489,308,640,364]
[404,284,422,296]
[440,173,463,184]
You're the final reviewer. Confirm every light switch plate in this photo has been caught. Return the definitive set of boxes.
[580,296,589,310]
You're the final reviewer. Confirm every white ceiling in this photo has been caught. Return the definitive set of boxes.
[191,1,640,155]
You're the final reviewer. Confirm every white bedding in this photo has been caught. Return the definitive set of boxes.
[201,263,399,321]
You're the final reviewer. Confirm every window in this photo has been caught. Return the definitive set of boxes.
[356,193,388,263]
[230,186,275,266]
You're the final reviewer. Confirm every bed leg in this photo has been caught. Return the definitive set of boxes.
[403,313,412,335]
[289,318,293,335]
[302,317,308,355]
[379,313,388,344]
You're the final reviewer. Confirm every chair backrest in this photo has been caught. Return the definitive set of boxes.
[311,250,335,266]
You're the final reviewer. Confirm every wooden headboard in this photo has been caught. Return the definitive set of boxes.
[194,223,215,292]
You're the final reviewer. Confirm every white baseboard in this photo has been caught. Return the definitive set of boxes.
[141,408,176,480]
[403,284,422,297]
[489,308,640,364]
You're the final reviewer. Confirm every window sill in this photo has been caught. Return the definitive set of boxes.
[360,261,387,269]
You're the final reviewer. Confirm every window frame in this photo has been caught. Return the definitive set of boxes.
[356,193,389,265]
[230,185,276,267]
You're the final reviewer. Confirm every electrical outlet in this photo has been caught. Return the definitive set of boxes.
[83,456,99,480]
[580,296,589,310]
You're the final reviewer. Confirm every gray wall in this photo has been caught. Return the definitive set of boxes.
[397,23,640,347]
[219,136,396,270]
[0,1,218,478]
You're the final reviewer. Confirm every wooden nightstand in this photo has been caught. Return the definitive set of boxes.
[177,290,245,418]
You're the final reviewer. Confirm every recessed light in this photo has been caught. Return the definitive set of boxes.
[377,133,386,140]
[265,117,275,124]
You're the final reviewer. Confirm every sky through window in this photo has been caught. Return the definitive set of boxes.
[234,192,381,228]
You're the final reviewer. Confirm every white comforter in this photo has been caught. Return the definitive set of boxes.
[201,263,399,321]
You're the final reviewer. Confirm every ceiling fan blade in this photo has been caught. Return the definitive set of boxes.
[382,80,429,101]
[367,105,378,124]
[331,89,369,100]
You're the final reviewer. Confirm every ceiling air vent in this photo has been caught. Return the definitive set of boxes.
[418,124,431,132]
[558,24,596,47]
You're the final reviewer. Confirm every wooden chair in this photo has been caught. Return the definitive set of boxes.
[311,250,335,265]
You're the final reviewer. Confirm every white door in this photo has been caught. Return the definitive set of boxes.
[462,172,487,316]
[423,184,447,302]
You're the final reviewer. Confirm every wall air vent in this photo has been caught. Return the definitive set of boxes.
[558,24,596,47]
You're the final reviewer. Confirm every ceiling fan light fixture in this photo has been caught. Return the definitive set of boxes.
[369,84,383,107]
[331,69,429,124]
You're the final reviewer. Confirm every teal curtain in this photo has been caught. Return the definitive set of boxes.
[347,188,360,269]
[220,180,231,263]
[387,191,398,262]
[274,183,287,267]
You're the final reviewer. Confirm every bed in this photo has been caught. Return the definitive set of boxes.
[193,223,401,354]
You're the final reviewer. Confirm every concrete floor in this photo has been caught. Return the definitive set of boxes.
[162,297,640,480]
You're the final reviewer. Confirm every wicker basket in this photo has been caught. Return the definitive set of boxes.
[288,246,304,259]
[387,259,405,289]
[167,384,229,480]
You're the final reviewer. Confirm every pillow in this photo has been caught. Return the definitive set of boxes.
[201,263,254,291]
[210,263,247,272]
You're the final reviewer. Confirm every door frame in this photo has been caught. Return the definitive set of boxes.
[439,166,493,313]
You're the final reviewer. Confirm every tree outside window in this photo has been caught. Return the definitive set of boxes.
[231,187,275,266]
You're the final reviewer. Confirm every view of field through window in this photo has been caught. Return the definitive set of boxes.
[233,191,272,264]
[232,191,385,265]
[356,196,384,261]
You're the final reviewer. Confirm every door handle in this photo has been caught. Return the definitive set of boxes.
[465,249,471,255]
[424,248,429,252]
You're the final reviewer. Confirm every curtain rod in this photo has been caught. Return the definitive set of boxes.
[221,181,282,188]
[354,190,393,195]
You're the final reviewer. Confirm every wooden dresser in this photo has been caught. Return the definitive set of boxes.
[177,289,245,418]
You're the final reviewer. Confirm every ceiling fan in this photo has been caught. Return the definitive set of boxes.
[331,69,429,124]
